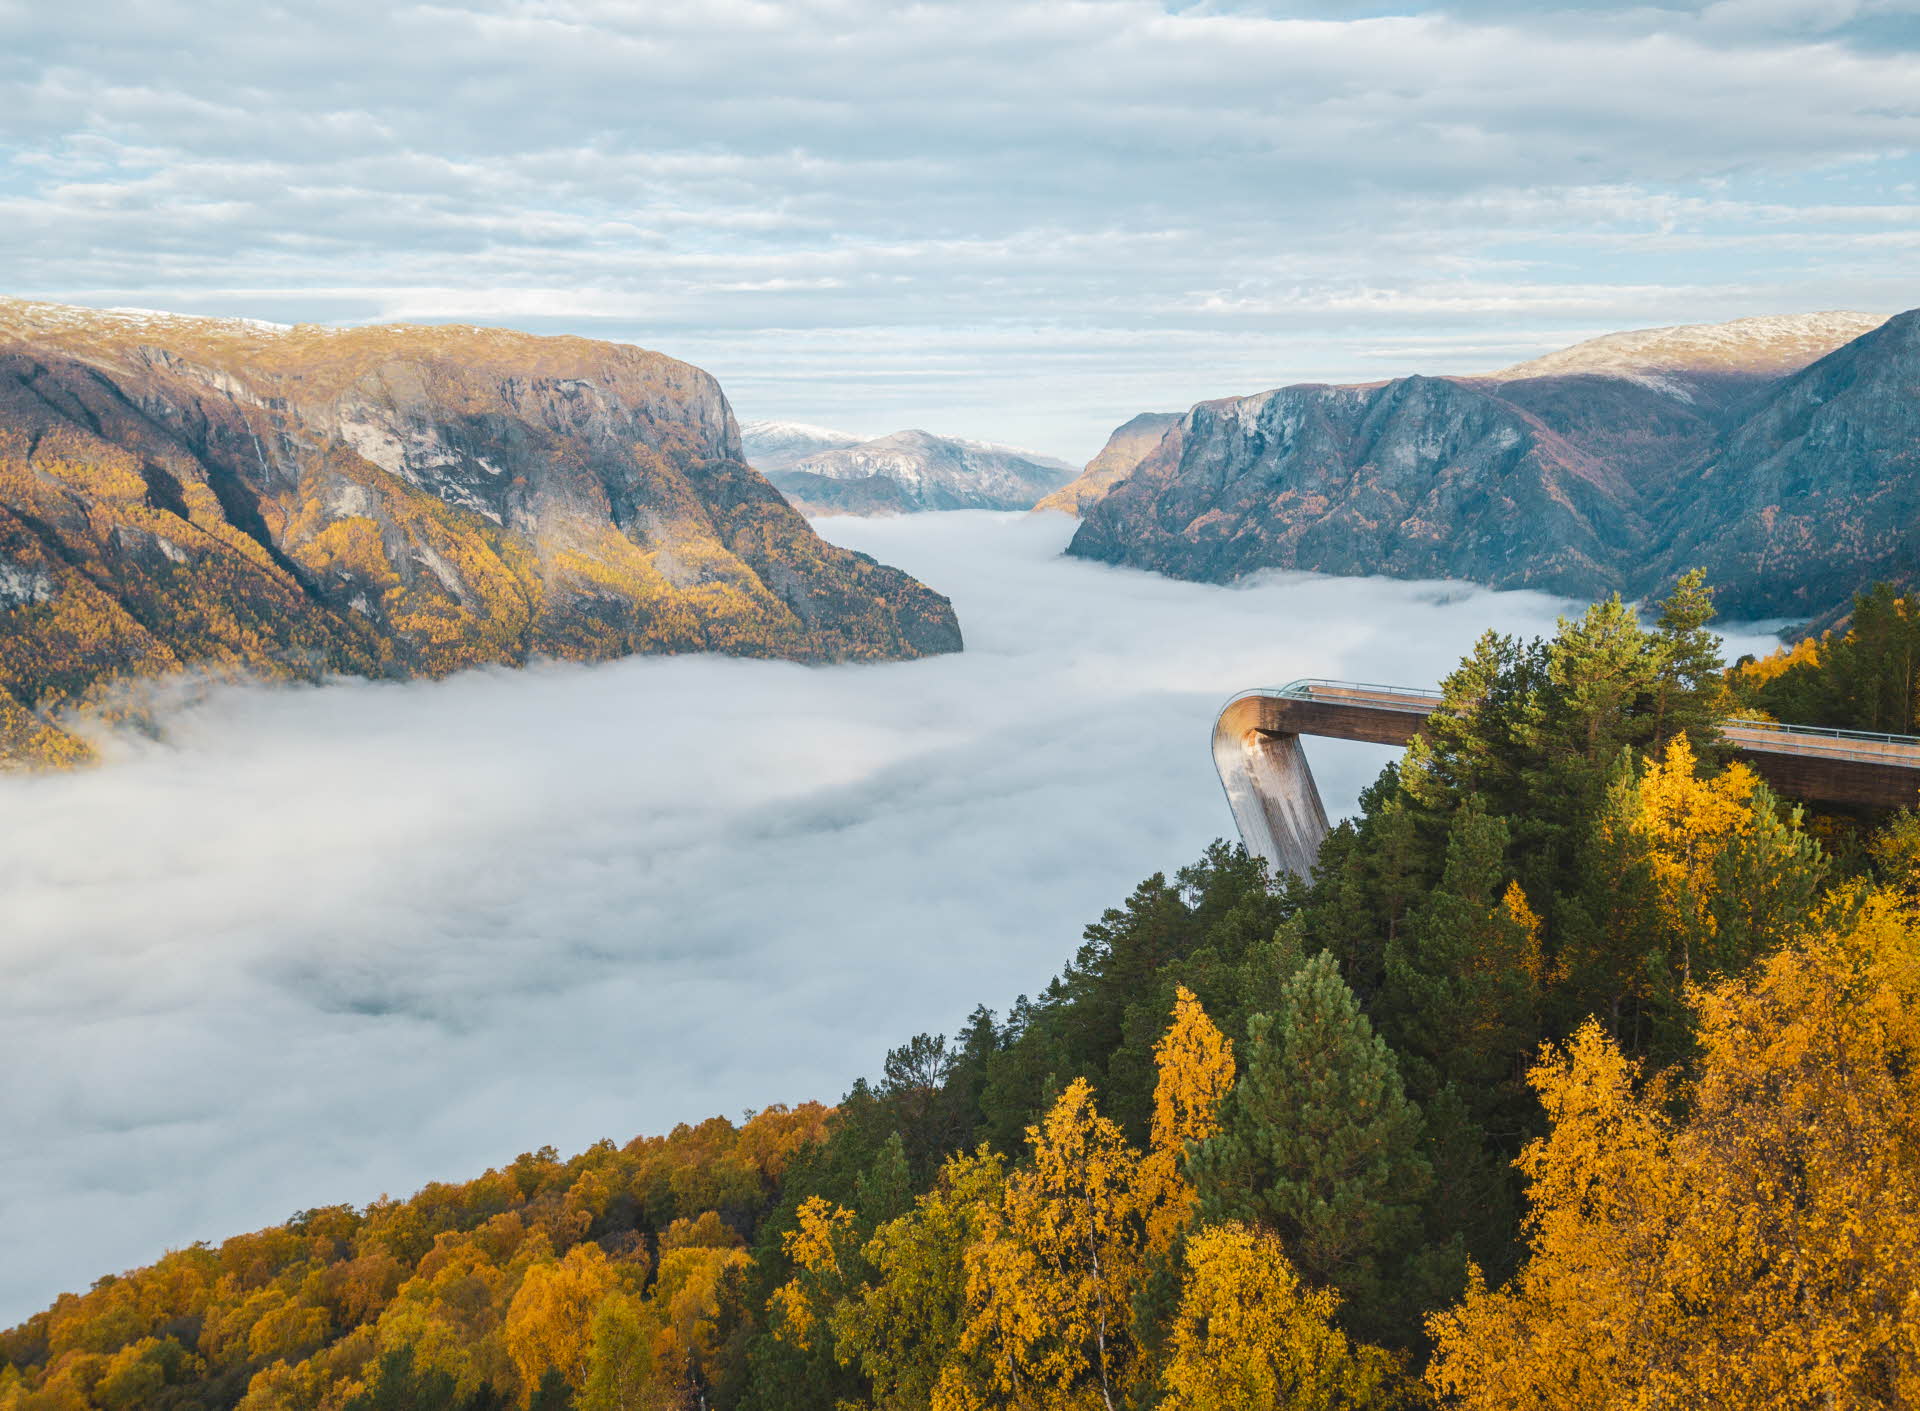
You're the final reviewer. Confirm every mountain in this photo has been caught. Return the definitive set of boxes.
[760,429,1075,513]
[1034,411,1181,515]
[1655,311,1920,618]
[0,300,961,766]
[1066,310,1905,618]
[738,419,865,472]
[1487,311,1889,396]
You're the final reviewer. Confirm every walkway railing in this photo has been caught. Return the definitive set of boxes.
[1264,679,1920,770]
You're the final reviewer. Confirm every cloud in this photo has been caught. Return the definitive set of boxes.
[1,0,1916,455]
[0,512,1786,1324]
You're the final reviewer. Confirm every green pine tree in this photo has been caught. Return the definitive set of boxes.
[1186,952,1429,1340]
[1377,799,1540,1126]
[1649,567,1729,757]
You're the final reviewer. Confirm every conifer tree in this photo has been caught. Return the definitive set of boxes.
[1187,954,1429,1336]
[1303,767,1429,1002]
[1649,567,1729,757]
[1379,800,1541,1120]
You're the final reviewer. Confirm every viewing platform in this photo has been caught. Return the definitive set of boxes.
[1214,678,1920,877]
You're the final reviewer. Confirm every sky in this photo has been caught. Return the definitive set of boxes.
[3,0,1918,457]
[0,512,1785,1324]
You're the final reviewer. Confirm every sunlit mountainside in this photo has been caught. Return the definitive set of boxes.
[0,301,960,767]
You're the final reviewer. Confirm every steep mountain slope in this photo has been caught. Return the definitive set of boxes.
[1034,411,1181,515]
[1067,310,1904,617]
[765,429,1074,513]
[738,419,865,472]
[0,300,961,765]
[1067,376,1652,594]
[1655,310,1920,618]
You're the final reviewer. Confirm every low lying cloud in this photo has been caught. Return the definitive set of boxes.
[0,513,1784,1321]
[4,0,1917,454]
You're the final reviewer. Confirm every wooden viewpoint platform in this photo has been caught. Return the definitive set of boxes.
[1212,678,1920,877]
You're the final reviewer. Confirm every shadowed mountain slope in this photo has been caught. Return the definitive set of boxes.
[1067,310,1907,618]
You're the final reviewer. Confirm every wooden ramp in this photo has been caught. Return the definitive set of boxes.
[1214,678,1920,876]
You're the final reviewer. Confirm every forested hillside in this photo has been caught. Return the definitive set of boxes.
[8,577,1920,1410]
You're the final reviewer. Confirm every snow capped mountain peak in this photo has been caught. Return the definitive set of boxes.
[1,296,295,339]
[738,418,866,444]
[1488,311,1889,389]
[737,420,868,472]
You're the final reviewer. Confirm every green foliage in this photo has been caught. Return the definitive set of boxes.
[1378,801,1541,1124]
[1188,954,1431,1341]
[345,1346,507,1410]
[8,571,1884,1411]
[1738,581,1920,734]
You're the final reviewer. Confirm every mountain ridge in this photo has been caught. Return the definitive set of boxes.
[1036,411,1183,515]
[0,299,962,765]
[1065,308,1914,619]
[753,426,1074,514]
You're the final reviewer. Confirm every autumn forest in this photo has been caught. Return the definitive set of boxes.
[6,576,1920,1410]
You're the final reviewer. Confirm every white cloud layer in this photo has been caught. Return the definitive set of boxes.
[0,513,1784,1323]
[2,0,1917,455]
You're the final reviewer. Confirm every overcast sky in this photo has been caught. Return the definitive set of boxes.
[4,0,1917,456]
[0,512,1785,1322]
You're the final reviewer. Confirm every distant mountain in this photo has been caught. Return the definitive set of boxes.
[0,300,961,766]
[760,428,1075,514]
[739,420,866,472]
[1487,312,1889,394]
[1035,411,1181,515]
[1066,310,1908,619]
[1656,311,1920,619]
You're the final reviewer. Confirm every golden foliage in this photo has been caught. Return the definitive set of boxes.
[768,1197,856,1353]
[502,1243,619,1402]
[950,1078,1150,1411]
[1427,892,1920,1408]
[835,1147,1006,1411]
[1732,632,1822,687]
[1141,986,1235,1254]
[1160,1223,1404,1411]
[648,1244,749,1405]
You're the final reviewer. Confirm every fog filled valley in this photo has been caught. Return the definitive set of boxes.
[8,0,1920,1399]
[11,510,1774,1327]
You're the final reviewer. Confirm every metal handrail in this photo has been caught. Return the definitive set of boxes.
[1275,678,1445,701]
[1261,678,1920,760]
[1727,718,1920,748]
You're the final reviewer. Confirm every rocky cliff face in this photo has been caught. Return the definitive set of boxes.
[1654,311,1920,618]
[762,429,1074,513]
[1034,411,1181,515]
[0,301,961,765]
[1067,310,1908,619]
